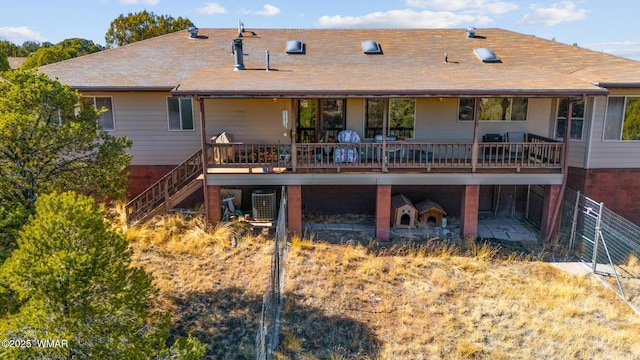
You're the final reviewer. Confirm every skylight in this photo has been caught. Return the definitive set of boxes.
[362,40,382,54]
[473,48,501,63]
[286,40,304,54]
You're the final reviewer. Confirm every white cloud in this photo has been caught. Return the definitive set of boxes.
[518,1,588,26]
[405,0,518,15]
[255,4,281,17]
[583,41,640,61]
[196,2,227,15]
[119,0,160,4]
[316,9,490,28]
[0,26,47,43]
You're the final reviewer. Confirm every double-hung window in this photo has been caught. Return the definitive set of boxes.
[458,97,528,121]
[167,97,194,131]
[365,98,415,139]
[555,98,585,140]
[79,96,115,131]
[604,96,640,140]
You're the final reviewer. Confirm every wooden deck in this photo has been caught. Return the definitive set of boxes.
[208,134,563,174]
[126,134,563,225]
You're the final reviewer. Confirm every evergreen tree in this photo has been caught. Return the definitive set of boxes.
[0,192,206,359]
[105,10,193,48]
[0,70,132,259]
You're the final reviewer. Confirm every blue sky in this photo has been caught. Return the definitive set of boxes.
[1,0,639,60]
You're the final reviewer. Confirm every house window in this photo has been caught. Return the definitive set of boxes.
[604,96,640,140]
[79,96,115,131]
[320,99,345,141]
[296,99,346,142]
[458,97,528,121]
[555,98,585,140]
[167,97,194,131]
[365,98,415,139]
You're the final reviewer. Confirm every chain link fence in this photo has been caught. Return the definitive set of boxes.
[558,187,640,298]
[255,186,288,360]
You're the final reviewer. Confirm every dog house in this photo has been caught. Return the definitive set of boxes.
[391,194,418,228]
[415,199,447,227]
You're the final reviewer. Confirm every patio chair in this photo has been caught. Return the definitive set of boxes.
[482,133,503,160]
[334,129,361,163]
[505,131,526,160]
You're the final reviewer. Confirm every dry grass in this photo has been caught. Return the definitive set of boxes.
[121,210,640,360]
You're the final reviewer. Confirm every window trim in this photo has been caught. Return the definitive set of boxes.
[78,96,115,131]
[554,98,585,141]
[295,98,346,142]
[603,95,640,141]
[457,97,528,122]
[364,98,416,139]
[167,96,195,131]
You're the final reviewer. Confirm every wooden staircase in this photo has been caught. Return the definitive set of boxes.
[125,148,206,225]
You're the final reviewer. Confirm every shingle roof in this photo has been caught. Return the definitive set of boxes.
[39,27,640,97]
[8,57,25,69]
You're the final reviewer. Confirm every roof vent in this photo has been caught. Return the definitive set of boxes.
[473,48,501,63]
[466,27,477,38]
[362,40,382,54]
[188,26,199,38]
[232,38,245,71]
[286,40,305,54]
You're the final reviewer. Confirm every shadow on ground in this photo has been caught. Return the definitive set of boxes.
[276,293,382,359]
[169,288,380,360]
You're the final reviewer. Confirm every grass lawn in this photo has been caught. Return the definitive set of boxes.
[125,213,640,360]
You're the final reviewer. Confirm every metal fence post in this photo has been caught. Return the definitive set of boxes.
[569,190,581,252]
[591,202,604,272]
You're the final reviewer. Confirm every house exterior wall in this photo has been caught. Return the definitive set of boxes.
[204,99,293,144]
[562,97,590,168]
[85,92,202,166]
[102,94,567,168]
[568,167,640,226]
[202,97,561,144]
[586,93,640,169]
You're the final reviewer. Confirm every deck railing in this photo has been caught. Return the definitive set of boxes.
[125,147,207,224]
[208,134,563,172]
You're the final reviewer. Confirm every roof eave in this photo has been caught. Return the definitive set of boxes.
[71,86,176,92]
[171,88,609,98]
[594,82,640,89]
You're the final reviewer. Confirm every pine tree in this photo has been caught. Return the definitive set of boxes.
[0,192,205,359]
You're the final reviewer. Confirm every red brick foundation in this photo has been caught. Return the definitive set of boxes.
[126,165,176,198]
[287,185,302,236]
[461,185,479,239]
[376,185,391,241]
[206,185,221,226]
[568,167,640,226]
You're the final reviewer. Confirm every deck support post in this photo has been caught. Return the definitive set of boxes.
[206,185,221,226]
[541,184,562,242]
[461,185,480,240]
[287,185,302,236]
[376,184,391,241]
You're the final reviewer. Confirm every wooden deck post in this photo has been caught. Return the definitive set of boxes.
[541,184,562,242]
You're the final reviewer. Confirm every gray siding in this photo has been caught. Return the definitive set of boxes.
[96,92,201,165]
[586,94,640,169]
[204,99,292,144]
[100,94,565,166]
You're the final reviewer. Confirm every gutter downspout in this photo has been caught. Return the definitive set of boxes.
[199,97,209,223]
[545,95,585,244]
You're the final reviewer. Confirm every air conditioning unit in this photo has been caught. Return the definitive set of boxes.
[252,189,276,221]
